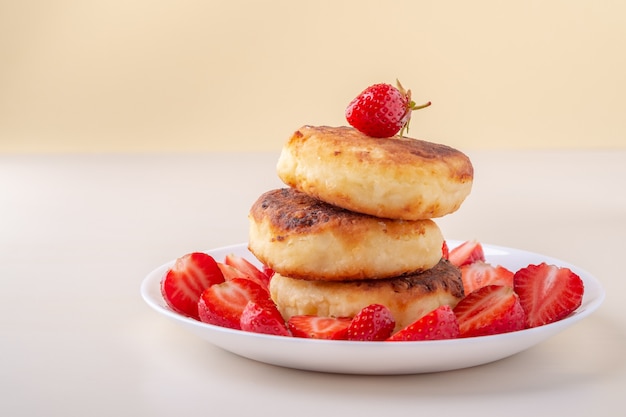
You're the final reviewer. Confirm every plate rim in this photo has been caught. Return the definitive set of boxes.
[140,241,605,374]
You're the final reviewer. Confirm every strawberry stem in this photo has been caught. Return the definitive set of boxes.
[401,101,432,137]
[411,101,432,111]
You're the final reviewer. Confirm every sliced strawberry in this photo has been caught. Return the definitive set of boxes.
[346,304,396,341]
[161,252,225,319]
[454,285,525,337]
[387,305,460,341]
[224,254,271,291]
[460,261,514,295]
[197,278,269,329]
[442,240,450,260]
[262,265,275,281]
[240,300,290,336]
[514,263,584,328]
[288,315,352,340]
[217,262,246,281]
[448,240,485,267]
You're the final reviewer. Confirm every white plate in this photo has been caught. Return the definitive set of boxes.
[140,241,605,375]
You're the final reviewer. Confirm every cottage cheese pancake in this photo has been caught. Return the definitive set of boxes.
[270,259,464,332]
[248,188,444,281]
[276,125,474,220]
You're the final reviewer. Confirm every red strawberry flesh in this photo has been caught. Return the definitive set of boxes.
[460,261,514,295]
[442,240,450,260]
[288,316,352,340]
[448,240,485,267]
[224,254,271,292]
[388,305,460,341]
[160,252,225,319]
[240,300,290,336]
[454,285,525,338]
[346,304,395,341]
[217,262,247,280]
[514,263,584,328]
[197,278,270,329]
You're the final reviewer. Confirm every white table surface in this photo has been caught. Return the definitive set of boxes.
[1,149,625,417]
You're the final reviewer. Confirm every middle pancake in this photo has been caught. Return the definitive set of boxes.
[248,188,444,281]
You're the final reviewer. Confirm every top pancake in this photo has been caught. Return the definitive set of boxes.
[277,125,474,220]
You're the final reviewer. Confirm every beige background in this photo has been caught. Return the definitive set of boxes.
[1,0,625,153]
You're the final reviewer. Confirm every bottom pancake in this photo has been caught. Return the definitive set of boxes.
[269,259,464,332]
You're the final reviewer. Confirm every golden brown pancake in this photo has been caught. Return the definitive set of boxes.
[248,188,444,281]
[270,258,464,332]
[276,125,474,220]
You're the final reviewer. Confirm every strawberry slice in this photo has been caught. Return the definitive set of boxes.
[224,254,271,292]
[460,261,514,295]
[161,252,225,320]
[448,240,485,267]
[217,262,247,281]
[198,278,270,329]
[240,300,290,336]
[514,263,584,328]
[288,315,352,340]
[387,305,460,341]
[442,240,450,260]
[454,285,525,337]
[262,265,275,280]
[346,304,396,341]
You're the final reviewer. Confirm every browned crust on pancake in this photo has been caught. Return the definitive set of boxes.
[299,258,464,299]
[248,188,444,280]
[287,126,474,183]
[249,188,392,240]
[269,258,465,331]
[277,126,474,220]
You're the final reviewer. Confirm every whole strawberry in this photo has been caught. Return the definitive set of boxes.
[345,80,431,138]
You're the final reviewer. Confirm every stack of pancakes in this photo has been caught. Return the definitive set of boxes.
[248,126,474,331]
